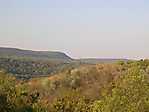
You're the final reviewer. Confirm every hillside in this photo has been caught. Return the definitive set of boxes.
[27,63,123,100]
[78,58,129,64]
[0,47,74,79]
[1,59,149,111]
[0,47,129,79]
[0,47,72,62]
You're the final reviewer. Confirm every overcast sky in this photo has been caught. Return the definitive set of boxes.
[0,0,148,59]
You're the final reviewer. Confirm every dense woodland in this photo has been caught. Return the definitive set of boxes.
[0,57,74,79]
[1,59,149,112]
[0,48,74,79]
[0,48,128,80]
[0,57,55,78]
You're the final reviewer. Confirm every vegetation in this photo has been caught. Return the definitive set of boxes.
[0,57,79,80]
[0,47,129,80]
[0,57,58,79]
[0,47,73,79]
[1,59,149,111]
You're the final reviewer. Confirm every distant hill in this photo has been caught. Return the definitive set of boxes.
[0,47,129,79]
[78,58,129,64]
[0,47,129,64]
[0,47,73,79]
[0,47,72,62]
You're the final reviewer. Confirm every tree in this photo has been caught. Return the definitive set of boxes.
[92,67,149,112]
[50,91,90,112]
[0,70,16,112]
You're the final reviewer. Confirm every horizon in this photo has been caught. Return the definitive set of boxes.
[0,0,148,59]
[0,46,143,60]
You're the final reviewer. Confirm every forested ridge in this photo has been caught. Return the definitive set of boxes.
[0,47,74,79]
[0,47,127,80]
[0,57,71,79]
[1,59,149,112]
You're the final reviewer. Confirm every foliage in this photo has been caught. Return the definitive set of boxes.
[92,65,149,112]
[0,57,58,79]
[0,70,16,112]
[0,70,47,112]
[50,92,90,112]
[1,60,149,111]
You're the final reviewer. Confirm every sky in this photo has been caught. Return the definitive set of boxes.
[0,0,148,59]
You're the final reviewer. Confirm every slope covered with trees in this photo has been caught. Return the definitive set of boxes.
[1,59,149,111]
[0,47,128,79]
[0,47,74,79]
[0,47,72,61]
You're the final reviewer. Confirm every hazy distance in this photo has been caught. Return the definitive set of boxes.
[0,0,148,59]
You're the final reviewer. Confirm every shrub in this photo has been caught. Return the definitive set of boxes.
[92,67,149,112]
[50,92,90,112]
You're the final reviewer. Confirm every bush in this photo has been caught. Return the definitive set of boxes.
[92,67,149,112]
[50,92,90,112]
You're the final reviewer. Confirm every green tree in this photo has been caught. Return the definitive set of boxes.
[0,70,16,112]
[50,92,90,112]
[92,67,149,112]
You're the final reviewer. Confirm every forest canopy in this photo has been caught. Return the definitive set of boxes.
[1,59,149,112]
